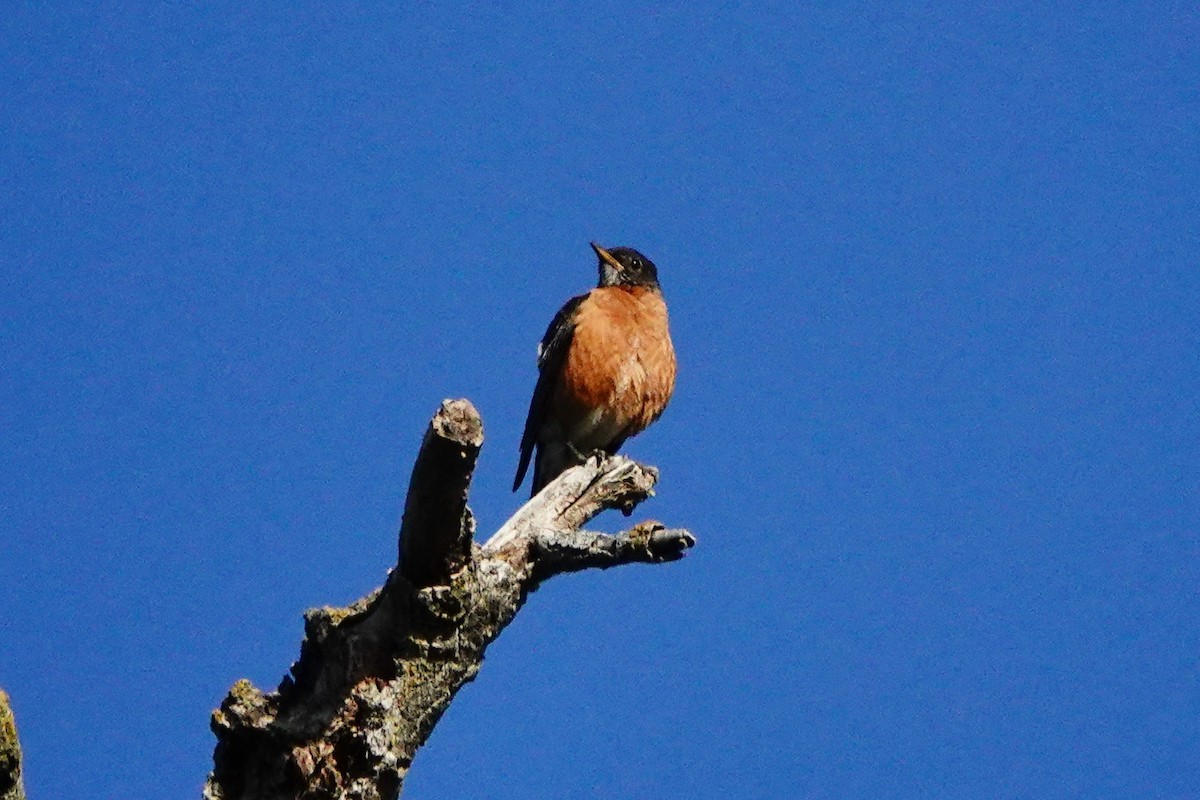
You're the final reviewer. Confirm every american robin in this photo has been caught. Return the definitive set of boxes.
[513,242,677,497]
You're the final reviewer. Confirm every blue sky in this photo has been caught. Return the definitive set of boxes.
[2,3,1198,798]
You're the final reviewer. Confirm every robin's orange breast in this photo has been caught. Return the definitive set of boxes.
[552,285,676,451]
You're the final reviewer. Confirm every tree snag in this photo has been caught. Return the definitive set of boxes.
[0,691,25,800]
[203,399,694,800]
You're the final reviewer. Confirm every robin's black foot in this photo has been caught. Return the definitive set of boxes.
[566,441,609,464]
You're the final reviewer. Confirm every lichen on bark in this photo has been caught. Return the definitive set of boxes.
[0,690,25,800]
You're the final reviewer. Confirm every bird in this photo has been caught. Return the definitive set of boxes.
[513,242,677,497]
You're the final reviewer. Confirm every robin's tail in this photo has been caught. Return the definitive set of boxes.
[530,440,583,498]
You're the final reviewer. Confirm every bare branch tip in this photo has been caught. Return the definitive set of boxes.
[432,398,483,447]
[632,521,696,561]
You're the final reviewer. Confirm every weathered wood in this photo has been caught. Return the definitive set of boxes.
[204,400,693,800]
[0,690,25,800]
[529,522,696,583]
[398,398,483,588]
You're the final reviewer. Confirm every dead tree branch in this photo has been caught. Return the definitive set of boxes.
[0,690,25,800]
[204,399,693,800]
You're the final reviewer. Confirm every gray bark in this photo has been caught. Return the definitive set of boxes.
[203,399,694,799]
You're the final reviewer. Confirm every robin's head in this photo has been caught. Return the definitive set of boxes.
[591,243,660,289]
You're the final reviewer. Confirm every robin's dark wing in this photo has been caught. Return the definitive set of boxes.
[513,292,589,492]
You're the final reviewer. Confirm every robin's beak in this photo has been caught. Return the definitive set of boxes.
[591,242,624,273]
